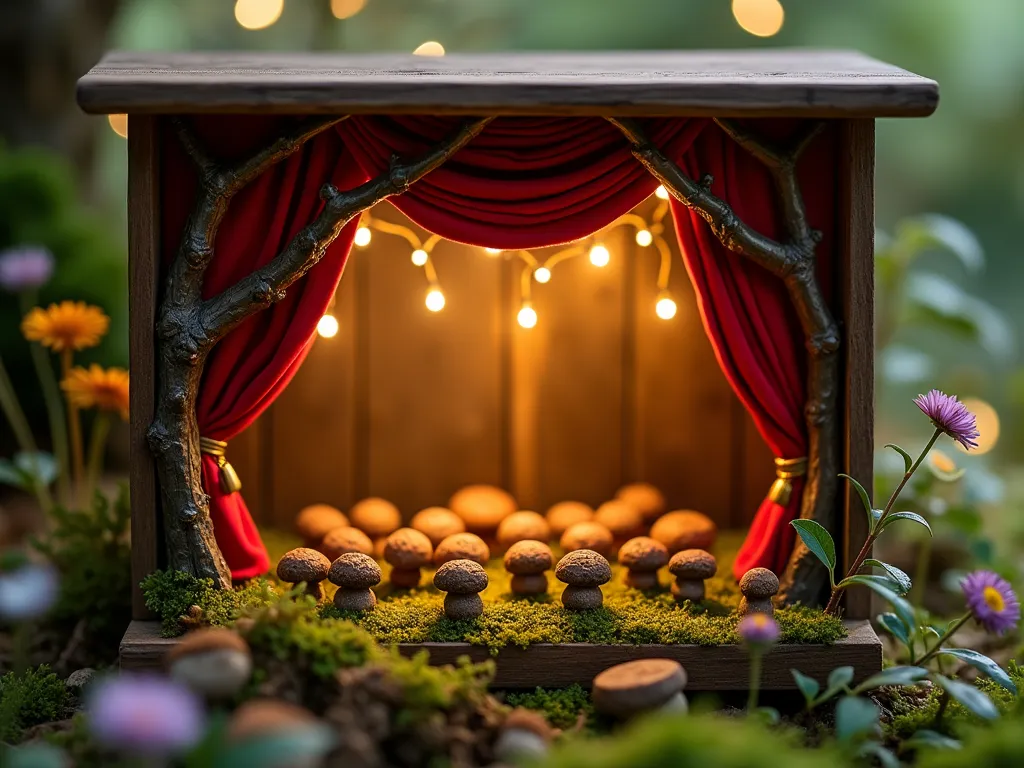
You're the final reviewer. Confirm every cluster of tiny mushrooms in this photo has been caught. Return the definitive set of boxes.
[277,483,780,621]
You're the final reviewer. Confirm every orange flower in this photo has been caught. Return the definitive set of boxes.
[61,365,129,420]
[22,301,109,352]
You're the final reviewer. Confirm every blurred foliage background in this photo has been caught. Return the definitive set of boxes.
[1,0,1022,569]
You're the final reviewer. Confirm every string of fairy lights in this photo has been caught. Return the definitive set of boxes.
[316,185,679,338]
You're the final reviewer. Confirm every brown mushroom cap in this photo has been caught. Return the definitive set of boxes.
[667,549,718,580]
[433,532,490,566]
[166,627,250,665]
[555,549,612,587]
[227,699,319,741]
[295,504,349,545]
[410,507,466,548]
[614,483,667,522]
[503,540,554,575]
[617,537,669,572]
[383,527,434,569]
[592,659,687,718]
[739,567,780,598]
[276,548,331,585]
[327,552,382,589]
[449,485,517,532]
[503,708,554,741]
[433,558,489,594]
[649,510,717,553]
[334,588,377,612]
[320,526,374,560]
[559,521,614,557]
[496,511,551,548]
[349,497,402,538]
[594,501,644,538]
[545,501,595,537]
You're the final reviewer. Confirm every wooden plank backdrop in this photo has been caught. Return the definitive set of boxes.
[236,199,774,531]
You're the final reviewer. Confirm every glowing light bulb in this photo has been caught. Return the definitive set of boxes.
[655,185,669,200]
[958,397,999,455]
[635,229,653,247]
[656,294,678,320]
[517,303,538,329]
[589,244,610,268]
[425,288,446,312]
[534,267,552,284]
[411,249,428,266]
[484,248,502,256]
[234,0,283,30]
[317,313,340,338]
[354,226,372,247]
[732,0,784,37]
[108,114,128,138]
[330,0,366,19]
[414,41,445,56]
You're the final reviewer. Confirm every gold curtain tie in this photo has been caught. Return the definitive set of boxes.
[199,437,243,495]
[767,456,807,506]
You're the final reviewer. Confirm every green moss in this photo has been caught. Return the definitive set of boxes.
[0,666,70,743]
[505,684,595,731]
[140,569,274,636]
[918,708,1024,767]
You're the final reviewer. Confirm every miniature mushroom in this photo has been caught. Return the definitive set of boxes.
[166,628,253,700]
[410,506,466,548]
[738,567,779,617]
[555,549,612,610]
[383,527,434,588]
[433,532,490,566]
[618,536,669,590]
[592,659,688,720]
[494,708,554,763]
[433,558,488,620]
[615,482,667,524]
[449,484,517,536]
[328,552,382,612]
[348,497,402,555]
[649,510,717,554]
[227,700,332,768]
[276,548,331,601]
[503,540,554,596]
[294,504,348,548]
[594,500,644,548]
[496,510,551,549]
[320,526,374,560]
[559,521,614,558]
[545,501,595,537]
[667,549,718,603]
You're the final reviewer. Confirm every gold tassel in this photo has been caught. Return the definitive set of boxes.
[768,456,808,506]
[199,437,243,495]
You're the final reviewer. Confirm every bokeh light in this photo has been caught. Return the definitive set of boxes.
[330,0,366,19]
[959,397,1000,455]
[234,0,284,30]
[655,185,669,200]
[108,114,128,139]
[656,295,678,320]
[534,267,552,283]
[354,226,372,247]
[732,0,784,37]
[317,314,339,338]
[517,304,538,329]
[635,229,653,247]
[589,244,610,267]
[411,249,428,266]
[414,41,445,57]
[425,288,446,312]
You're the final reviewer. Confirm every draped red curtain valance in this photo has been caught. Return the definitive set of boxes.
[161,115,836,582]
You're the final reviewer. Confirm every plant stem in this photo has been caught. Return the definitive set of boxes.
[915,613,971,666]
[61,348,85,508]
[0,355,53,512]
[824,429,942,615]
[747,650,763,712]
[85,413,111,504]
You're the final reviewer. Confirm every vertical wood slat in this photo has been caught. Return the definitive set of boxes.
[838,120,876,620]
[127,116,160,619]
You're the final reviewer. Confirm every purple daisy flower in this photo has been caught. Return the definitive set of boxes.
[738,613,780,646]
[914,389,980,450]
[961,570,1020,636]
[0,246,54,292]
[86,674,205,756]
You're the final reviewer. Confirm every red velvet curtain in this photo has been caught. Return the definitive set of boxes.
[161,115,835,582]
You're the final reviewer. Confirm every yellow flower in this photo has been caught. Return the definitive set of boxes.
[22,301,110,352]
[61,365,129,420]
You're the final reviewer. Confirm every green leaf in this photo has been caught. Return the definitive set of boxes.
[839,473,877,533]
[904,272,1013,360]
[815,666,855,703]
[902,214,983,273]
[835,696,880,742]
[789,519,836,579]
[938,649,1017,694]
[901,730,961,752]
[851,666,929,695]
[791,669,820,706]
[877,612,911,646]
[931,674,998,720]
[845,576,917,632]
[879,511,933,537]
[884,444,914,474]
[858,742,900,768]
[753,706,780,725]
[862,559,912,595]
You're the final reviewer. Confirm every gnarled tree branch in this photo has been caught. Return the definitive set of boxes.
[607,116,841,607]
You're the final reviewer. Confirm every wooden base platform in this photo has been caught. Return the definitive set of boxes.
[121,619,881,690]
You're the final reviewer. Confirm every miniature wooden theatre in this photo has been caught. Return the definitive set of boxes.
[77,50,937,688]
